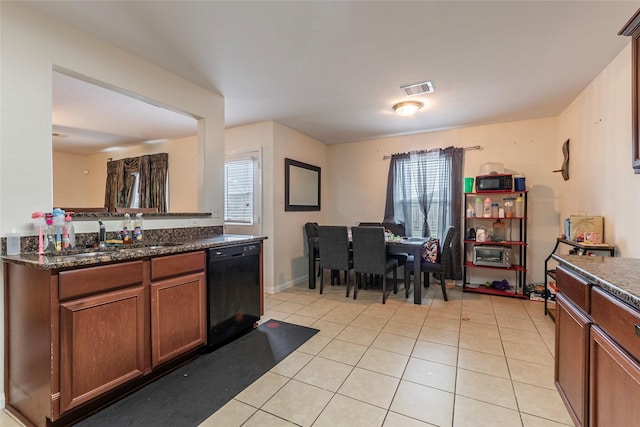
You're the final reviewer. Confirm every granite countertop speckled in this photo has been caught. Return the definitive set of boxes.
[1,234,265,270]
[553,254,640,311]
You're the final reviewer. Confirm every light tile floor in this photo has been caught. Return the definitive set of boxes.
[201,279,573,427]
[0,278,573,427]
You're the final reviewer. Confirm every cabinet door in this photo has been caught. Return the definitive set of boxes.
[555,293,590,427]
[59,286,146,413]
[590,325,640,426]
[150,272,206,367]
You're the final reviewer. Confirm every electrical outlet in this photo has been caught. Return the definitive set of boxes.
[212,207,222,218]
[189,218,199,226]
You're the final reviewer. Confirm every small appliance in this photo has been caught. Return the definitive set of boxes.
[472,245,511,267]
[475,174,513,192]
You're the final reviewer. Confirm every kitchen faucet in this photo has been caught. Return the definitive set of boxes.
[98,220,106,248]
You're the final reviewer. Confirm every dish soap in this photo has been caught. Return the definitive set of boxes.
[133,213,143,242]
[121,213,132,245]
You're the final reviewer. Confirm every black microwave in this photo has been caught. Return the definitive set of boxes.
[475,174,513,192]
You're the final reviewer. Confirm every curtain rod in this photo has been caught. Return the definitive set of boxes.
[382,145,482,160]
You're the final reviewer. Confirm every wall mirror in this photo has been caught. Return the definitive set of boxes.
[285,158,321,211]
[51,70,201,212]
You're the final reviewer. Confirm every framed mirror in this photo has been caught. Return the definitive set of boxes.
[285,158,321,211]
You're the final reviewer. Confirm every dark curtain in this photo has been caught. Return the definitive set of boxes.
[141,153,169,213]
[383,146,463,280]
[103,153,169,212]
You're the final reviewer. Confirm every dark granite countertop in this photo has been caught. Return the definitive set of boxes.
[552,254,640,311]
[1,234,265,270]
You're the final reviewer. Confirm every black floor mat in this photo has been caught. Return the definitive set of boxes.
[75,319,318,426]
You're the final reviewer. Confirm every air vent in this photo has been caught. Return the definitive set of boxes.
[400,81,434,97]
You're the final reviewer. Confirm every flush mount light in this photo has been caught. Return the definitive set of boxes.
[393,101,423,118]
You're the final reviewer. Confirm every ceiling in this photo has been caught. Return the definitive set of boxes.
[28,1,639,155]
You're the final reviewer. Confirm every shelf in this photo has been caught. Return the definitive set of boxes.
[463,285,528,299]
[546,269,557,280]
[464,240,527,246]
[465,191,528,195]
[464,261,526,272]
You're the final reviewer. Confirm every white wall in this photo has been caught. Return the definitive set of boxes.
[0,2,225,408]
[558,43,638,257]
[53,136,200,212]
[326,117,561,285]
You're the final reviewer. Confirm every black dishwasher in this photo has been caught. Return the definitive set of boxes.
[206,243,261,350]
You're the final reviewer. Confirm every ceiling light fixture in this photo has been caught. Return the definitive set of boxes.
[393,101,423,118]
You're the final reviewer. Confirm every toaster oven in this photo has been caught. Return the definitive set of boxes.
[472,246,511,267]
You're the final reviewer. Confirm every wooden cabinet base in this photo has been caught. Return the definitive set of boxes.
[590,325,640,426]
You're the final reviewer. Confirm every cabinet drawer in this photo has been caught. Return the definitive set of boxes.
[151,251,205,281]
[59,261,144,301]
[591,287,640,361]
[556,266,591,314]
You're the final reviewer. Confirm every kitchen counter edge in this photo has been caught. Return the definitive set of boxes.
[552,254,640,311]
[0,234,267,270]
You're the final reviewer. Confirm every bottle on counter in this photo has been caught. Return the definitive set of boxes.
[7,227,20,255]
[133,213,143,241]
[122,213,132,244]
[44,215,56,252]
[65,213,76,248]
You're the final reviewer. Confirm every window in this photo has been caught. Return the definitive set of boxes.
[385,147,461,240]
[225,151,260,225]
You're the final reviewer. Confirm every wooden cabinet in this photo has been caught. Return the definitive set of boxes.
[555,261,640,427]
[590,325,640,426]
[60,285,146,412]
[3,250,207,427]
[150,252,206,367]
[555,293,590,427]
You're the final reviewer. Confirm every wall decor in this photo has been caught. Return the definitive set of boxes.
[285,158,321,211]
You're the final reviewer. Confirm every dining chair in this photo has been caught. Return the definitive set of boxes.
[304,222,321,280]
[404,226,456,301]
[351,226,399,304]
[317,226,353,295]
[362,222,409,292]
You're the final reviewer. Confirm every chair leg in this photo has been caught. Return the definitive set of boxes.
[320,268,324,294]
[382,275,386,304]
[440,273,448,301]
[353,272,358,300]
[346,271,351,298]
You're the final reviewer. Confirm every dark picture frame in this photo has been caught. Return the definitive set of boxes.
[285,158,321,211]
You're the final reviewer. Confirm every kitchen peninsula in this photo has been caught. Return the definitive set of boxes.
[2,233,265,427]
[553,254,640,427]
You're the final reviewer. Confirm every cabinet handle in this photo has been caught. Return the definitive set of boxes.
[635,324,640,338]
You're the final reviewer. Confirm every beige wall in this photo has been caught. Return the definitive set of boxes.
[326,117,561,284]
[226,121,328,293]
[558,43,637,257]
[53,136,200,212]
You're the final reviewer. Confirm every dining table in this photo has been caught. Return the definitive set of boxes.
[307,236,430,305]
